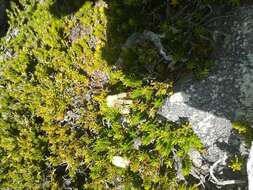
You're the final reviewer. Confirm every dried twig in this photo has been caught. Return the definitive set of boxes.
[209,155,246,187]
[172,148,185,181]
[190,167,207,189]
[204,15,234,26]
[117,30,174,71]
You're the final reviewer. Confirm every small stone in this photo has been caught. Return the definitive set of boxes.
[106,93,133,114]
[112,156,130,168]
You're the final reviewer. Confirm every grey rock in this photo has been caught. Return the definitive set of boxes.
[159,5,253,188]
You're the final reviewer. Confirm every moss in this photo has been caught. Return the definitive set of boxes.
[232,121,253,146]
[228,155,244,172]
[0,0,240,189]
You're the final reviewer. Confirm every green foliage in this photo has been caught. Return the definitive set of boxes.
[160,0,240,78]
[229,121,252,175]
[0,0,239,189]
[232,121,253,146]
[229,155,243,172]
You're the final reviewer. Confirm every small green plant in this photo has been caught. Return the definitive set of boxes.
[232,121,253,146]
[0,0,240,189]
[229,155,243,172]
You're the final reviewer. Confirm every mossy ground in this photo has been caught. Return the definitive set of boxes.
[0,0,240,189]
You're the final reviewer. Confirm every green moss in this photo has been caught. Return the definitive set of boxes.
[232,121,253,146]
[0,0,240,189]
[228,155,244,172]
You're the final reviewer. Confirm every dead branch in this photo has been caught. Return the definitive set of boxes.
[172,148,185,181]
[209,155,246,187]
[117,30,175,69]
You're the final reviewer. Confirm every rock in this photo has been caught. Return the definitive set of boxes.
[112,156,130,168]
[158,5,253,188]
[106,93,133,115]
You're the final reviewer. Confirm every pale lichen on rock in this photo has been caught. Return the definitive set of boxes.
[159,4,253,189]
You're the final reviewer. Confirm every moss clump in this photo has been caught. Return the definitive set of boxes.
[232,121,253,146]
[0,0,240,189]
[229,155,244,172]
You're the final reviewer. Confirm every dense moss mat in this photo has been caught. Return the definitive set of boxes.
[0,0,239,189]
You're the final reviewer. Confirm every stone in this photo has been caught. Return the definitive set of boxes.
[158,5,253,188]
[112,156,130,168]
[106,93,133,115]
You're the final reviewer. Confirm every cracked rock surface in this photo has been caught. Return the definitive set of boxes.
[159,5,253,189]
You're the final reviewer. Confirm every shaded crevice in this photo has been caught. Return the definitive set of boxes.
[0,0,10,38]
[49,0,88,18]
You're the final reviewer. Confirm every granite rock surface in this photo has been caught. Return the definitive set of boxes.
[159,5,253,189]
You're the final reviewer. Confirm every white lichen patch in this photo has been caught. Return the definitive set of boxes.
[112,156,130,168]
[169,92,190,103]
